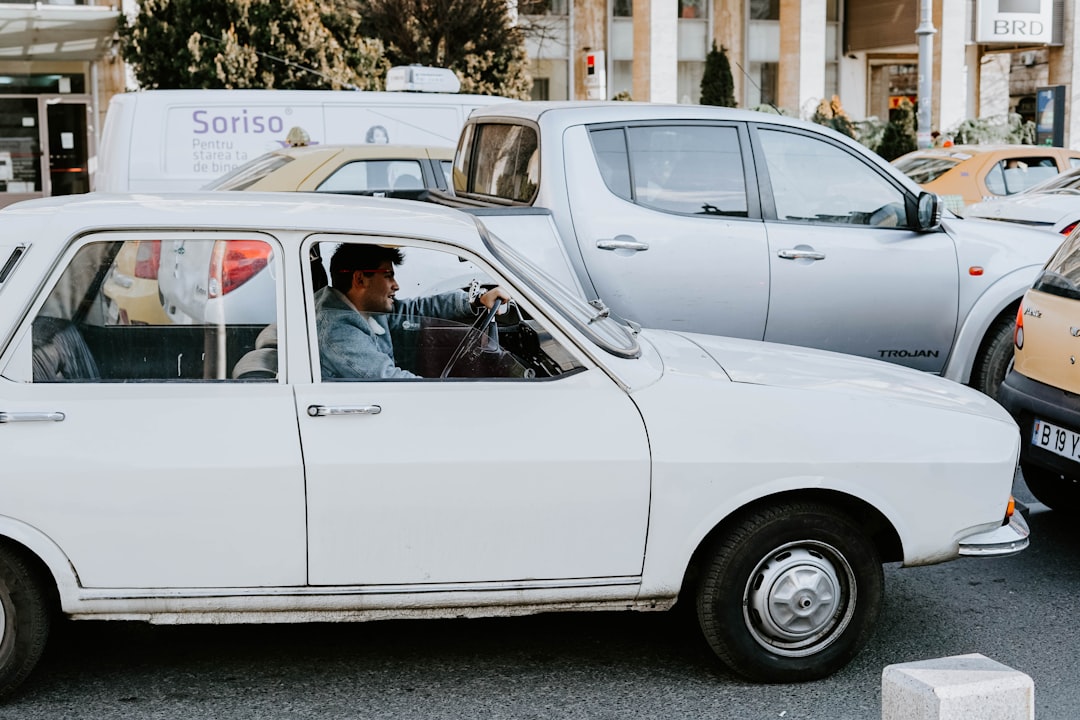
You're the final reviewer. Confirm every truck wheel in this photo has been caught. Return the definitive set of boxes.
[0,545,50,699]
[696,502,882,683]
[971,312,1016,399]
[1022,463,1080,512]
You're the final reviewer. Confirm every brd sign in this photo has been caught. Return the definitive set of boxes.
[975,0,1055,44]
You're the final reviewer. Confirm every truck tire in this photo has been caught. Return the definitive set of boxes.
[971,311,1017,399]
[696,501,882,683]
[0,545,50,699]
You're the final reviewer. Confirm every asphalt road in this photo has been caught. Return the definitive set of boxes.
[0,476,1072,720]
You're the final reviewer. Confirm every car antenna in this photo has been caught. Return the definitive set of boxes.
[734,60,782,116]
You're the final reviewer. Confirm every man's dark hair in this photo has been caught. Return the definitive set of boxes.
[330,244,405,292]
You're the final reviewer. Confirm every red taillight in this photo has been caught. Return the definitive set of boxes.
[208,240,271,298]
[1014,303,1024,349]
[133,240,161,279]
[1061,221,1079,236]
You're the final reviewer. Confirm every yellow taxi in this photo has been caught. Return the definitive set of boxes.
[203,143,454,194]
[998,227,1080,510]
[892,145,1080,212]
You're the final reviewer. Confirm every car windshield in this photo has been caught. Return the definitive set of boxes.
[892,156,960,184]
[1034,230,1080,300]
[203,153,294,190]
[480,224,640,358]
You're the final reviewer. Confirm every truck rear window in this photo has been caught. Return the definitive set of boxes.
[466,123,538,203]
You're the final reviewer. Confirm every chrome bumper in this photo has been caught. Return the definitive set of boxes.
[957,512,1030,558]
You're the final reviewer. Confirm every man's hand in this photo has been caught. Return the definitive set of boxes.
[477,286,512,313]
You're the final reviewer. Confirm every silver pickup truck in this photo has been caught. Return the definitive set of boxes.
[439,101,1063,398]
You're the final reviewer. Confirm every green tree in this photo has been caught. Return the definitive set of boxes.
[345,0,532,99]
[700,41,736,107]
[876,98,918,161]
[811,95,856,138]
[119,0,386,90]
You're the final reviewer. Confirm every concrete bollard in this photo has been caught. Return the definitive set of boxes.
[882,653,1034,720]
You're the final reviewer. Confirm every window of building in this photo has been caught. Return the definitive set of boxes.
[613,0,632,17]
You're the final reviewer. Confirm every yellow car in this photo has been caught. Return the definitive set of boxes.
[101,239,171,326]
[998,227,1080,510]
[892,145,1080,212]
[203,144,453,195]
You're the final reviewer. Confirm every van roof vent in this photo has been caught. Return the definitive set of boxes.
[386,65,461,94]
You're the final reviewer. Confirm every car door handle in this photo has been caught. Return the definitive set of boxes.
[0,411,66,423]
[307,404,382,417]
[596,236,649,252]
[777,248,826,261]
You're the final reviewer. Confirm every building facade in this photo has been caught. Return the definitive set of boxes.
[0,1,121,208]
[520,0,1079,148]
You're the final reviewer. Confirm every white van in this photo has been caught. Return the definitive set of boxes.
[96,85,510,193]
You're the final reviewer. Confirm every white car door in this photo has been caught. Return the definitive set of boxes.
[753,126,959,373]
[0,235,306,589]
[564,123,771,339]
[296,240,651,587]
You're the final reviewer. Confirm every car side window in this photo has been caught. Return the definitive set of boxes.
[317,159,426,193]
[311,241,583,382]
[758,128,910,227]
[31,238,280,383]
[986,156,1061,196]
[625,125,748,216]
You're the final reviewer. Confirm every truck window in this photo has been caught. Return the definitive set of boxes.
[625,125,748,217]
[470,124,539,203]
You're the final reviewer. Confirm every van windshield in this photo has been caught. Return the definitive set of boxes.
[203,153,294,190]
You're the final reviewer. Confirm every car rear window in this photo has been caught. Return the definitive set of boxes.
[466,123,538,203]
[316,160,425,193]
[1034,230,1080,300]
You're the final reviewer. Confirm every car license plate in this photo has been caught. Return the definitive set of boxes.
[1032,418,1080,462]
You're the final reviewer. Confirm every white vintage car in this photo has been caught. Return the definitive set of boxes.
[0,193,1027,696]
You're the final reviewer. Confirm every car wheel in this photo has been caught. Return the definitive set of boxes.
[696,501,882,683]
[1022,463,1080,512]
[971,311,1016,399]
[0,545,50,699]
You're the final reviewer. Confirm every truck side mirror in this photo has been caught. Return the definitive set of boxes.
[916,191,942,231]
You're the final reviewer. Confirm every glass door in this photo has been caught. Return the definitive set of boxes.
[46,101,90,196]
[0,98,43,201]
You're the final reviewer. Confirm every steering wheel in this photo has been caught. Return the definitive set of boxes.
[440,298,502,379]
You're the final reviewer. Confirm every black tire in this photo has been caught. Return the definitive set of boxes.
[971,311,1017,399]
[0,545,50,699]
[1022,463,1080,512]
[696,502,882,683]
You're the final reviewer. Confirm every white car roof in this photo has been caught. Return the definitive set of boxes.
[0,192,486,251]
[468,100,819,130]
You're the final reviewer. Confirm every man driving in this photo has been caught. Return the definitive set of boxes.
[314,243,509,380]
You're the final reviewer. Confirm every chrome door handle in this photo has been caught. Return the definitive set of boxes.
[307,404,382,417]
[596,236,649,252]
[777,249,826,261]
[0,411,66,423]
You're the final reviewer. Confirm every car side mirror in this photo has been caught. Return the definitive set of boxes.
[916,191,942,231]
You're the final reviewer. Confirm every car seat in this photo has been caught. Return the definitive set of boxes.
[31,316,100,382]
[393,174,423,191]
[231,324,278,380]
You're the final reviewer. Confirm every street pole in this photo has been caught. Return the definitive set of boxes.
[915,0,936,148]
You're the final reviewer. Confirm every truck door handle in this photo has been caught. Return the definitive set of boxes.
[0,411,66,423]
[777,248,826,261]
[596,236,649,252]
[307,404,382,417]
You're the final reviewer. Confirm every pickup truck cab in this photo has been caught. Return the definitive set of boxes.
[448,102,1063,397]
